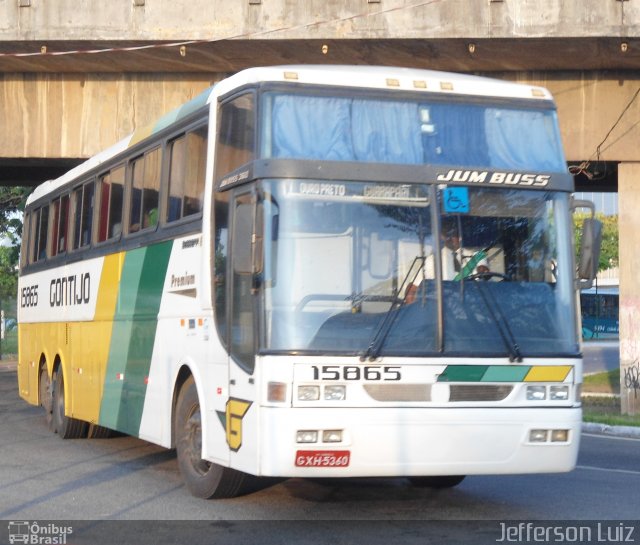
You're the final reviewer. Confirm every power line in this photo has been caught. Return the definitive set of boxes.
[0,0,445,59]
[569,86,640,180]
[594,87,640,162]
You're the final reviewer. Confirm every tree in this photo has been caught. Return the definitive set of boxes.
[574,213,618,272]
[0,186,32,304]
[0,245,19,302]
[0,186,31,244]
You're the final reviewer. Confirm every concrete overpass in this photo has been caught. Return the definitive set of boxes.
[1,0,638,412]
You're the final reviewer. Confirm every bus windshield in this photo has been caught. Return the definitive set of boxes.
[260,180,579,358]
[260,91,567,172]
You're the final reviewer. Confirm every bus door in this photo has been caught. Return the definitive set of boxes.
[226,188,262,471]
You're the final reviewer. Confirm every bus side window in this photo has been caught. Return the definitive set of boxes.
[81,182,95,247]
[215,93,254,180]
[213,190,230,346]
[50,198,60,256]
[129,149,160,233]
[97,166,124,241]
[33,205,49,262]
[167,126,207,223]
[30,209,40,262]
[143,149,161,229]
[72,186,83,249]
[71,181,95,250]
[109,166,124,238]
[183,127,207,217]
[167,136,186,223]
[129,156,143,233]
[57,194,70,254]
[20,211,30,268]
[97,172,111,242]
[230,192,256,373]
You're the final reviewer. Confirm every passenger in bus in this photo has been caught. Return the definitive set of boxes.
[144,208,158,229]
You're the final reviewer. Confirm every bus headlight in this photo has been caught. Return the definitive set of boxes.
[550,385,570,401]
[551,429,569,442]
[296,430,318,443]
[529,429,548,443]
[322,430,343,443]
[324,385,346,401]
[298,385,320,401]
[526,385,546,401]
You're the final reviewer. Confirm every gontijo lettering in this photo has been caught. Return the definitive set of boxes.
[50,273,91,307]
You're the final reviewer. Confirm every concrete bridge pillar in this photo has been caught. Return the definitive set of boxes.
[618,162,640,415]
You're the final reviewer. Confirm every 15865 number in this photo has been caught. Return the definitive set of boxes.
[311,365,401,381]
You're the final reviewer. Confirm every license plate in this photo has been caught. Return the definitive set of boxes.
[295,450,351,468]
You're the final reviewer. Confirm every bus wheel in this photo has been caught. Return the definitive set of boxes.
[39,364,53,429]
[175,376,252,499]
[51,368,88,439]
[409,475,466,489]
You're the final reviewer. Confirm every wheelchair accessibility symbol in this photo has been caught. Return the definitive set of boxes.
[443,187,470,213]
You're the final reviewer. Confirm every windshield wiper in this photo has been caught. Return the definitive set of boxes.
[472,281,523,362]
[360,256,425,362]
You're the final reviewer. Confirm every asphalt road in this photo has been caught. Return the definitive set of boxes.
[582,340,620,375]
[1,366,638,545]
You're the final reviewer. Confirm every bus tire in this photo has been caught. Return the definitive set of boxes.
[175,376,254,499]
[39,363,53,430]
[409,475,466,489]
[51,367,88,439]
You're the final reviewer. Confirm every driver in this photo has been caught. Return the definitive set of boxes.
[404,219,491,303]
[441,223,490,280]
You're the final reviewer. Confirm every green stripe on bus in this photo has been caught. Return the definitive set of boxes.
[481,366,530,382]
[437,365,489,382]
[99,241,173,435]
[124,241,173,435]
[99,248,147,431]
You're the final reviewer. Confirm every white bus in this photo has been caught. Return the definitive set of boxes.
[17,65,599,498]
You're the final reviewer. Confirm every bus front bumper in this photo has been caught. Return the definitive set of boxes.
[255,406,581,478]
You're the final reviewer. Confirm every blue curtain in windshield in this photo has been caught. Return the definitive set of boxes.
[271,96,422,163]
[484,108,566,171]
[267,95,567,172]
[351,100,423,163]
[425,104,490,166]
[271,96,354,160]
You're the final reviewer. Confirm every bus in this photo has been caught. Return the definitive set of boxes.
[17,65,599,499]
[581,286,619,340]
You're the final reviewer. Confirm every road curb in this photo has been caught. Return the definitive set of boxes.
[0,361,17,372]
[582,421,640,438]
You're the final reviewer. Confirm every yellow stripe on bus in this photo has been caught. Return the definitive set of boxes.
[94,252,125,321]
[73,252,125,423]
[524,365,572,382]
